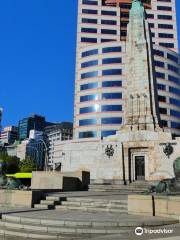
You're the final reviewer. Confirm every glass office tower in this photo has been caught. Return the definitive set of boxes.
[74,0,180,139]
[19,114,46,140]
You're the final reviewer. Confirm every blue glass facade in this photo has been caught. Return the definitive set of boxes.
[19,115,45,141]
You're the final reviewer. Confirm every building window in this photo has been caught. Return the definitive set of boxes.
[169,86,180,95]
[159,43,174,48]
[159,108,167,115]
[157,6,172,11]
[158,15,172,20]
[101,29,117,35]
[161,120,168,127]
[102,81,122,87]
[82,9,98,14]
[82,49,98,58]
[170,98,180,107]
[79,131,97,138]
[171,122,180,129]
[82,0,98,5]
[147,14,154,19]
[81,37,97,43]
[101,39,116,43]
[156,72,165,79]
[101,19,117,25]
[101,130,116,137]
[101,117,122,124]
[149,23,154,28]
[170,110,180,118]
[154,49,164,57]
[168,75,180,85]
[80,82,98,90]
[158,95,166,102]
[102,58,122,64]
[79,119,97,126]
[80,106,99,114]
[102,69,122,76]
[101,10,117,16]
[80,94,98,102]
[101,105,122,112]
[157,84,166,91]
[167,53,179,63]
[159,33,173,38]
[155,60,165,68]
[102,93,122,99]
[81,60,98,68]
[82,18,97,24]
[168,64,179,74]
[81,27,97,33]
[158,24,173,29]
[81,71,98,79]
[102,46,121,53]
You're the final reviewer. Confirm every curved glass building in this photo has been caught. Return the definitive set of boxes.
[74,0,180,138]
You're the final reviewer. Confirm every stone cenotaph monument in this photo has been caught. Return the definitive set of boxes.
[52,0,180,185]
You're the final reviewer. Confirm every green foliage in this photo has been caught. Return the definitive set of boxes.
[0,151,20,174]
[19,157,36,173]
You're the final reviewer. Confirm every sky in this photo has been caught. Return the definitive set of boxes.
[0,0,77,126]
[0,0,179,127]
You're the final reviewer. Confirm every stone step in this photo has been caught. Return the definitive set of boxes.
[89,183,151,188]
[0,226,90,239]
[40,200,60,205]
[1,215,129,228]
[55,205,127,213]
[88,188,145,193]
[0,220,131,235]
[88,185,148,191]
[34,204,55,210]
[45,196,62,201]
[0,228,59,239]
[61,201,127,209]
[88,186,147,191]
[66,197,127,204]
[2,214,178,229]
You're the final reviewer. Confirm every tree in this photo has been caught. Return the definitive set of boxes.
[0,151,20,174]
[19,157,36,173]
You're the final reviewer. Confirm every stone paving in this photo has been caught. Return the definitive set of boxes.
[0,191,179,240]
[0,208,174,225]
[46,190,129,199]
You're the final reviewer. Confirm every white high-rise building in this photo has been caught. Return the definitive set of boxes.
[74,0,180,139]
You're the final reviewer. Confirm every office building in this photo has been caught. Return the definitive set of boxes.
[44,122,73,169]
[74,0,180,138]
[18,114,46,140]
[17,130,45,169]
[0,126,18,145]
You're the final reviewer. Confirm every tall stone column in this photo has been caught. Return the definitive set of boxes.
[123,0,160,132]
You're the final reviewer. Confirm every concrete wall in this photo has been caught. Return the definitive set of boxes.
[54,139,124,184]
[128,195,180,220]
[0,190,43,208]
[31,171,90,190]
[53,131,180,183]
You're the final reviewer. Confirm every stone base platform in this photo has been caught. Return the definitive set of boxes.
[128,195,180,220]
[0,190,43,208]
